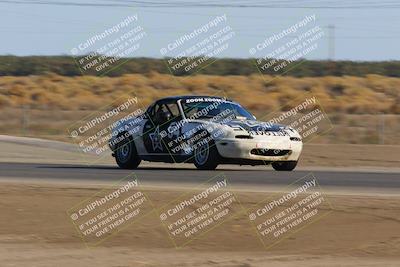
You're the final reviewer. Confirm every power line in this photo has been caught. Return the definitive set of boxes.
[1,0,400,8]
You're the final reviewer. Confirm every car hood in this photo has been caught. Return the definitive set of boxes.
[221,119,285,132]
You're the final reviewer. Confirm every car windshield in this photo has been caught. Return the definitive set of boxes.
[181,100,255,120]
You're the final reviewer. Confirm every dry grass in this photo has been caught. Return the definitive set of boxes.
[1,73,399,113]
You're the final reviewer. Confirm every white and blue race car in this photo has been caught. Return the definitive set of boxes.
[109,96,302,170]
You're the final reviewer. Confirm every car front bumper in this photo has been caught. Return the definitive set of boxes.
[215,137,302,162]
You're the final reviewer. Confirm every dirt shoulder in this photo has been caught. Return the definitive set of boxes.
[0,181,399,267]
[301,143,400,169]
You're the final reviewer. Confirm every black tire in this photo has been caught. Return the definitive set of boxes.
[272,161,298,171]
[115,136,141,169]
[193,138,220,170]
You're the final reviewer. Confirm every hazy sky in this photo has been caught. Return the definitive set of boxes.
[1,0,399,60]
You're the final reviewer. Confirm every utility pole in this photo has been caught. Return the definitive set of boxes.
[328,24,335,60]
[327,24,335,75]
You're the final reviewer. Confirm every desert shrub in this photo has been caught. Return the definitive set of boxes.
[0,74,399,114]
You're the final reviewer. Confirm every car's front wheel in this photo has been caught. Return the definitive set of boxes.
[193,139,220,170]
[272,161,298,171]
[115,137,141,169]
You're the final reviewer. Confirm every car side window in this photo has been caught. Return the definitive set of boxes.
[156,104,169,116]
[151,103,170,124]
[166,103,180,118]
[148,101,180,125]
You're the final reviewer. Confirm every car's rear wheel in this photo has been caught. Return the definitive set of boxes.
[115,137,141,169]
[272,161,298,171]
[193,139,220,170]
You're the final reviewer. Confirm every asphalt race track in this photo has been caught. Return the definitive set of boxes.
[1,162,400,190]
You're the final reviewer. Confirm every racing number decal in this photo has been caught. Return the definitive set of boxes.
[143,120,163,153]
[149,126,163,151]
[143,120,181,154]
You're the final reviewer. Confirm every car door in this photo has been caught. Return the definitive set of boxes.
[142,100,182,156]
